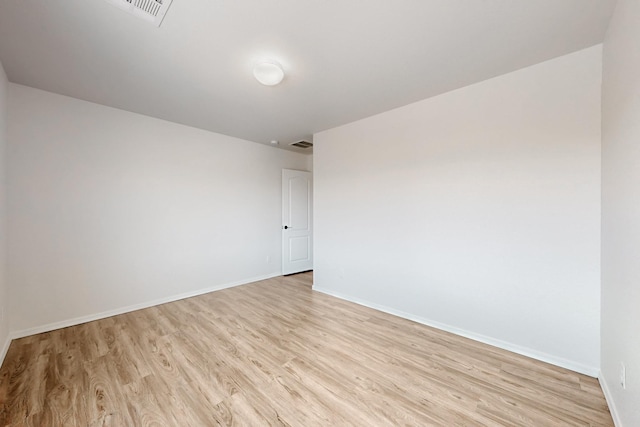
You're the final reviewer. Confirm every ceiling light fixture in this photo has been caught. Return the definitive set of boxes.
[253,61,285,86]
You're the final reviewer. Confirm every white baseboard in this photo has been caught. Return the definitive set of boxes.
[313,286,599,377]
[599,373,622,426]
[0,333,11,368]
[10,272,282,340]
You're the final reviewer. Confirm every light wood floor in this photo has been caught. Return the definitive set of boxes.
[0,272,613,426]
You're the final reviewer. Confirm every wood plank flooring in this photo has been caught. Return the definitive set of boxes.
[0,272,613,426]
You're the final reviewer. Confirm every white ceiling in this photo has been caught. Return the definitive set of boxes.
[0,0,616,152]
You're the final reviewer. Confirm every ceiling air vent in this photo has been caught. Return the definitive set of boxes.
[103,0,173,27]
[290,140,313,149]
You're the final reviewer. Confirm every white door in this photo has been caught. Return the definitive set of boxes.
[282,169,313,275]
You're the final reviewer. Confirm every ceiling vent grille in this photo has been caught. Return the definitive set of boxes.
[290,140,313,149]
[103,0,173,27]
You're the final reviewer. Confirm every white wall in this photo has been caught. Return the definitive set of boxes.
[601,0,640,425]
[306,153,313,172]
[314,46,602,374]
[7,84,309,335]
[0,61,9,361]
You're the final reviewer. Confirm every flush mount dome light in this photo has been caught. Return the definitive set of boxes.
[253,61,285,86]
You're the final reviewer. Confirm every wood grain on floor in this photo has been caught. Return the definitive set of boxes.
[0,272,613,426]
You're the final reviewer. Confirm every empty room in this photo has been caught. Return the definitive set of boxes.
[0,0,638,425]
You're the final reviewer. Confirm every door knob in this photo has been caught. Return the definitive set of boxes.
[284,225,289,229]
